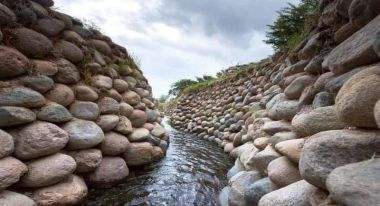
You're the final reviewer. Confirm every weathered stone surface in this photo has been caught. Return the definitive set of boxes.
[0,129,13,158]
[31,0,54,7]
[96,115,119,132]
[129,128,150,142]
[129,109,148,127]
[0,106,36,127]
[19,153,76,188]
[270,131,298,147]
[53,59,81,84]
[100,132,129,156]
[63,119,104,150]
[119,102,134,117]
[70,101,100,121]
[250,145,282,176]
[326,159,380,206]
[259,180,318,206]
[85,157,129,188]
[54,40,84,63]
[0,87,45,108]
[66,149,102,173]
[228,171,262,206]
[267,98,299,121]
[0,3,16,26]
[312,91,334,108]
[292,106,348,137]
[91,40,112,55]
[74,85,99,101]
[115,116,133,135]
[0,190,36,206]
[123,142,153,166]
[300,129,380,189]
[32,60,58,76]
[152,146,164,161]
[32,175,87,206]
[0,157,28,190]
[244,177,272,206]
[219,186,231,206]
[349,0,380,29]
[97,97,119,114]
[10,28,53,58]
[375,100,380,128]
[92,75,113,90]
[275,138,305,163]
[268,157,301,188]
[151,123,166,138]
[253,137,269,150]
[113,79,129,93]
[323,15,380,74]
[284,75,316,99]
[227,159,245,180]
[262,120,292,135]
[11,121,69,160]
[33,18,65,37]
[45,84,74,106]
[22,75,54,93]
[325,67,361,94]
[37,102,72,123]
[336,65,380,128]
[122,90,141,106]
[0,46,29,79]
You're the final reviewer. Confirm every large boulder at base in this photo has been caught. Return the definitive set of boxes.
[96,115,119,132]
[0,106,36,127]
[326,159,380,206]
[0,190,36,206]
[129,110,148,127]
[74,85,98,101]
[323,15,380,74]
[228,171,262,206]
[336,65,380,128]
[53,59,81,84]
[10,121,69,160]
[100,132,129,156]
[0,157,28,190]
[275,138,305,163]
[69,101,100,121]
[0,87,45,108]
[62,119,104,150]
[32,18,65,37]
[244,177,272,206]
[37,102,72,123]
[10,28,53,58]
[250,145,282,176]
[0,46,29,79]
[115,116,133,135]
[19,153,76,188]
[267,157,301,188]
[45,84,74,106]
[258,180,318,206]
[292,106,348,137]
[299,129,380,189]
[128,128,150,142]
[0,129,14,158]
[66,149,102,173]
[85,157,129,188]
[32,175,87,206]
[123,142,153,166]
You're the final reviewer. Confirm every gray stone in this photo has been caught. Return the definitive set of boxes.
[100,132,129,156]
[0,190,36,206]
[10,28,53,58]
[244,177,272,206]
[96,115,119,132]
[123,142,153,166]
[0,157,28,190]
[129,128,150,142]
[115,116,133,135]
[113,79,129,93]
[250,145,281,176]
[97,97,119,114]
[0,46,29,79]
[63,119,105,150]
[122,90,141,106]
[32,60,58,76]
[275,138,305,164]
[312,92,334,108]
[218,186,231,206]
[0,129,13,158]
[0,87,45,108]
[45,84,74,106]
[270,132,298,146]
[0,3,16,26]
[267,99,299,121]
[33,18,65,37]
[37,102,72,123]
[284,75,316,99]
[268,157,301,188]
[92,75,113,90]
[74,85,99,101]
[22,75,54,93]
[262,121,292,135]
[227,159,245,181]
[151,123,166,138]
[70,101,100,121]
[375,100,380,128]
[0,106,36,127]
[129,109,148,127]
[54,40,84,63]
[53,58,81,84]
[228,171,262,206]
[66,149,102,173]
[325,67,362,93]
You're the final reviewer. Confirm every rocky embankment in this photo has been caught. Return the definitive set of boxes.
[170,0,380,205]
[0,0,167,205]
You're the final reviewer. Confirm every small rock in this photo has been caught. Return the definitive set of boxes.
[97,97,119,114]
[96,115,119,132]
[0,190,36,206]
[270,131,298,146]
[74,85,99,101]
[326,159,380,206]
[0,46,29,79]
[22,75,54,93]
[262,120,292,135]
[11,121,69,160]
[19,153,76,188]
[37,102,72,123]
[268,157,301,188]
[0,87,45,108]
[312,92,334,108]
[275,138,305,163]
[32,175,87,206]
[0,106,36,127]
[115,116,133,135]
[129,109,148,127]
[32,18,65,37]
[253,137,269,150]
[69,101,100,121]
[66,149,102,173]
[119,102,134,117]
[32,60,58,76]
[250,145,281,176]
[85,157,129,188]
[284,75,316,99]
[267,98,299,121]
[100,132,129,156]
[92,75,113,90]
[123,142,153,166]
[91,40,112,55]
[129,128,150,142]
[113,79,129,93]
[62,119,105,150]
[0,157,28,190]
[10,28,53,58]
[53,58,81,84]
[122,90,141,106]
[45,84,74,106]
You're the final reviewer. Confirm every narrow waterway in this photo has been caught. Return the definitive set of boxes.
[78,118,234,206]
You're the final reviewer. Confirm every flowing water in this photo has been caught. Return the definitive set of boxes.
[78,118,234,206]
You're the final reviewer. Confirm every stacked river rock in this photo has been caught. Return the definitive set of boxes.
[0,0,167,205]
[170,0,380,205]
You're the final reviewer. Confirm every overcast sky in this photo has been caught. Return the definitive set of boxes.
[56,0,298,98]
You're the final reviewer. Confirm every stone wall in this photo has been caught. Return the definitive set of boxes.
[170,0,380,205]
[0,0,167,205]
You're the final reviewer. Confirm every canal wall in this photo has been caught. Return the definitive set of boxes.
[0,0,167,205]
[169,0,380,205]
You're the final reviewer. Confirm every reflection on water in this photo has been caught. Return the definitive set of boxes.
[78,118,233,206]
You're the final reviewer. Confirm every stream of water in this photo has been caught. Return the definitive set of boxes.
[78,118,234,206]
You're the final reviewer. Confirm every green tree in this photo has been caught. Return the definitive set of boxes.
[265,0,319,51]
[168,79,197,96]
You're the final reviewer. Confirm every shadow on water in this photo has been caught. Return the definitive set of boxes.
[78,117,234,206]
